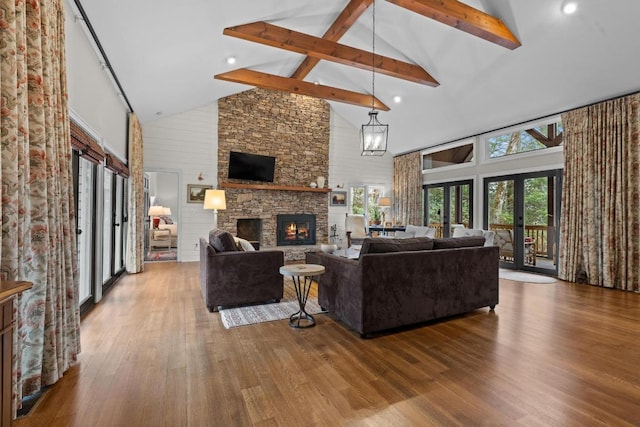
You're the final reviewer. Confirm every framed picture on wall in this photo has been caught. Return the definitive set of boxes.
[187,184,212,203]
[330,191,347,206]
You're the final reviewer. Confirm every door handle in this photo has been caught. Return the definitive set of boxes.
[76,229,83,235]
[114,223,120,227]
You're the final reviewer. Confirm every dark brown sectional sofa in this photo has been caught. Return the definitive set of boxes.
[307,236,499,337]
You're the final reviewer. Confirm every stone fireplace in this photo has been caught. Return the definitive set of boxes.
[276,214,316,246]
[217,88,330,260]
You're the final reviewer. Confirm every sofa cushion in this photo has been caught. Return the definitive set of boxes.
[433,236,485,249]
[209,229,238,252]
[360,237,434,255]
[405,224,436,238]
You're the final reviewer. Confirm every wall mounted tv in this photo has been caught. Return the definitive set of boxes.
[227,151,276,182]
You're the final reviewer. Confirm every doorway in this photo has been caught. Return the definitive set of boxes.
[144,170,180,262]
[424,180,473,238]
[483,170,562,274]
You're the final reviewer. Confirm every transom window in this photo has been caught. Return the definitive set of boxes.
[486,119,563,159]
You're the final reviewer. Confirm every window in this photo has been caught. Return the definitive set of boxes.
[422,139,474,171]
[486,119,563,159]
[349,185,385,223]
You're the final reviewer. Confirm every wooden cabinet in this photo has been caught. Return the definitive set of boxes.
[0,281,32,426]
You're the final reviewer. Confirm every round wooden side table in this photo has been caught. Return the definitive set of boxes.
[279,264,325,328]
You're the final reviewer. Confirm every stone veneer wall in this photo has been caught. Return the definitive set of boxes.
[217,88,330,260]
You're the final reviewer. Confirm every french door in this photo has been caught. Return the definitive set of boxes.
[484,170,562,274]
[424,180,473,238]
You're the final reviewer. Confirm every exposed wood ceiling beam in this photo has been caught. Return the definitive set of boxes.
[291,0,373,80]
[525,127,563,148]
[214,68,390,111]
[224,21,439,86]
[385,0,521,50]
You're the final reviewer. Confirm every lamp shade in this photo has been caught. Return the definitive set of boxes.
[203,189,226,210]
[148,205,165,216]
[378,197,391,207]
[162,207,172,216]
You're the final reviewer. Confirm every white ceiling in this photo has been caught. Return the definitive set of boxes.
[76,0,640,155]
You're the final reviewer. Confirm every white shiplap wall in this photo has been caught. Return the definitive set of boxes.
[142,103,218,262]
[328,110,394,247]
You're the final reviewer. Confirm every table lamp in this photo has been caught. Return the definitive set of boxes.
[378,197,391,225]
[203,189,226,229]
[148,205,165,229]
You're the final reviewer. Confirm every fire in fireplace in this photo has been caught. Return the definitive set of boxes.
[276,214,316,246]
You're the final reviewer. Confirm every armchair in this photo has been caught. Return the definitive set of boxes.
[199,230,284,312]
[345,214,367,248]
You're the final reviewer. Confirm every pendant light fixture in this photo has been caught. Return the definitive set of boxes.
[361,0,388,156]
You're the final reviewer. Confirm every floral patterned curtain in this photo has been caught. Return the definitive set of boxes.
[393,151,423,226]
[559,93,640,291]
[126,113,144,273]
[0,0,80,416]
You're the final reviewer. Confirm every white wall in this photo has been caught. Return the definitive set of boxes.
[328,110,394,247]
[64,0,128,160]
[142,103,218,262]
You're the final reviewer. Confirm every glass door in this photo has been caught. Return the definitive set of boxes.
[73,153,97,311]
[102,169,113,284]
[484,170,561,274]
[424,180,473,238]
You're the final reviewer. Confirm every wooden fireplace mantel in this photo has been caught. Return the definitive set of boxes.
[220,182,331,193]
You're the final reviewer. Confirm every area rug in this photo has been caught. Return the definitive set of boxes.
[499,268,557,284]
[219,280,325,328]
[145,249,177,262]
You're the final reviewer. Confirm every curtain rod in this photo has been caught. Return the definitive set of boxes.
[73,0,134,113]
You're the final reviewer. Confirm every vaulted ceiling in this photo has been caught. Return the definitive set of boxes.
[76,0,640,155]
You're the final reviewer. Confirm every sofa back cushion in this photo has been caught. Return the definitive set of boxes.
[209,229,238,252]
[360,237,434,256]
[432,236,485,249]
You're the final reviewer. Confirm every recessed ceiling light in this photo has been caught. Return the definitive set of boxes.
[561,1,577,15]
[313,81,320,85]
[393,95,402,103]
[226,56,236,65]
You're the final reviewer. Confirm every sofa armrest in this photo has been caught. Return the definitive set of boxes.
[316,252,362,312]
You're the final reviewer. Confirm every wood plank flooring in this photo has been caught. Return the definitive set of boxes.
[14,262,640,426]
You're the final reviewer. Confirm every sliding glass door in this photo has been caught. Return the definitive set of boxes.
[424,180,473,238]
[484,170,562,274]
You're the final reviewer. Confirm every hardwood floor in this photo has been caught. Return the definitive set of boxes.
[15,262,640,426]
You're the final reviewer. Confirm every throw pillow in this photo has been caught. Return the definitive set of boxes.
[405,224,436,238]
[233,237,256,252]
[432,236,485,249]
[209,229,238,252]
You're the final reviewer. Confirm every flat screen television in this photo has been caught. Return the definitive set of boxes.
[227,151,276,182]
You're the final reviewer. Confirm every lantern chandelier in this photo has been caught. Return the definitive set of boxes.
[360,0,388,156]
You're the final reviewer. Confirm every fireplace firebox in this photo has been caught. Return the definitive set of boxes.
[276,214,316,246]
[237,218,262,250]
